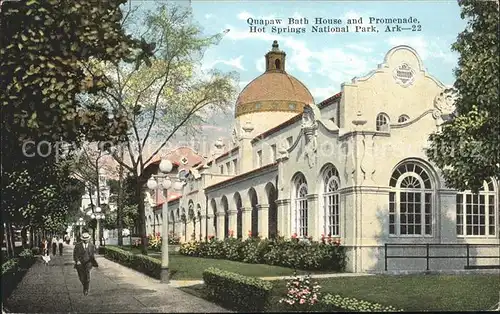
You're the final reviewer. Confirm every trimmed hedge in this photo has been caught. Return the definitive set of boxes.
[180,236,347,271]
[320,294,404,312]
[99,246,161,279]
[202,267,273,312]
[2,249,36,300]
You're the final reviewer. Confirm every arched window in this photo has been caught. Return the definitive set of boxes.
[275,59,281,70]
[389,163,434,236]
[322,165,340,236]
[398,114,410,123]
[293,174,308,237]
[376,113,390,131]
[456,179,497,237]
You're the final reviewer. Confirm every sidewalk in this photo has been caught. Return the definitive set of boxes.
[4,244,230,313]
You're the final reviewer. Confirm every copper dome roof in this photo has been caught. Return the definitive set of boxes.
[236,72,314,106]
[235,41,314,117]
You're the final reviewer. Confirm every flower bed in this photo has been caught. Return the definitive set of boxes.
[179,235,346,271]
[202,267,273,312]
[2,249,36,300]
[99,246,161,279]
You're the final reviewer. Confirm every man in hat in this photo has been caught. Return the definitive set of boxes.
[73,232,98,295]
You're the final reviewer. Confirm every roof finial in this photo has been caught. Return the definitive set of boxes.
[272,40,279,51]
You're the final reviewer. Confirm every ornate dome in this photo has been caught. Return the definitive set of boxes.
[235,41,314,118]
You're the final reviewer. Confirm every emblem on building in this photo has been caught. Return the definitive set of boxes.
[301,104,318,168]
[393,63,416,87]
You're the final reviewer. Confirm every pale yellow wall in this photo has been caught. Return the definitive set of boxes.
[342,45,446,132]
[236,111,298,137]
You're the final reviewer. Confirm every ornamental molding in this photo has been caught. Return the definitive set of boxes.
[235,100,305,117]
[301,104,318,168]
[434,87,458,116]
[393,63,416,87]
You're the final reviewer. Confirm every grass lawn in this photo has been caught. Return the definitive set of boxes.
[109,245,322,280]
[181,274,500,312]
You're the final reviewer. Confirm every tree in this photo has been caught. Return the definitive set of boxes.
[0,0,155,253]
[85,3,238,254]
[426,0,499,192]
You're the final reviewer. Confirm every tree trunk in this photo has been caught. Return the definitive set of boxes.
[0,221,5,256]
[135,177,147,255]
[117,147,124,247]
[8,222,16,257]
[21,226,28,248]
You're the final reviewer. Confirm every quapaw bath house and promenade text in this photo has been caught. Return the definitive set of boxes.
[247,16,421,34]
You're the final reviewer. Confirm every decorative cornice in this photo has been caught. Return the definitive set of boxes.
[390,109,434,129]
[205,162,278,192]
[339,186,392,194]
[257,204,270,210]
[227,209,238,215]
[306,194,318,200]
[236,100,305,118]
[276,199,291,205]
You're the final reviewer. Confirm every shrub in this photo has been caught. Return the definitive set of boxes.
[178,236,347,271]
[100,246,161,279]
[168,232,181,245]
[321,294,404,312]
[279,272,321,308]
[148,233,162,251]
[2,250,36,300]
[202,267,273,312]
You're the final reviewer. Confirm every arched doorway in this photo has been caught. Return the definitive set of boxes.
[221,196,229,238]
[265,182,278,239]
[210,199,217,239]
[233,192,243,239]
[196,204,202,241]
[248,188,258,237]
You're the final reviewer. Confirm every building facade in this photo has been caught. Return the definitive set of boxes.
[148,42,499,272]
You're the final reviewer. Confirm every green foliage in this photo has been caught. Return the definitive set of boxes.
[202,267,273,312]
[426,0,499,192]
[1,249,36,300]
[99,246,161,279]
[0,0,135,142]
[320,294,404,312]
[179,237,347,271]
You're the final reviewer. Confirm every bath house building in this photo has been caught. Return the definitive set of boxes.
[144,41,499,272]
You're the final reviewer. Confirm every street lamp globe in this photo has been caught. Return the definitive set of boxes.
[147,177,158,190]
[159,159,173,173]
[79,217,84,222]
[86,209,92,216]
[91,214,96,219]
[96,206,102,213]
[173,181,184,191]
[161,178,172,190]
[102,214,106,220]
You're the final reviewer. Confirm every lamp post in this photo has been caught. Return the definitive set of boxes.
[146,158,185,283]
[76,218,86,239]
[95,147,114,246]
[86,207,105,247]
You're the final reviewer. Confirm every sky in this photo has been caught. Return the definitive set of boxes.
[129,0,467,146]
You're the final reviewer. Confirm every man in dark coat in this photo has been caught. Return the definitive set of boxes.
[73,232,98,295]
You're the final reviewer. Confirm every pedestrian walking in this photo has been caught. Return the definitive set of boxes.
[58,237,64,256]
[73,232,99,296]
[41,238,50,265]
[51,236,57,255]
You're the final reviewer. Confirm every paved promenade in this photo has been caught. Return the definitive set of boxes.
[4,245,229,313]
